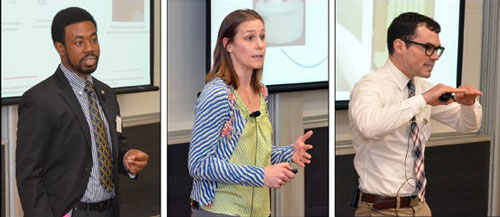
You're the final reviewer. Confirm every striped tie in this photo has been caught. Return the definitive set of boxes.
[85,81,113,192]
[407,80,426,199]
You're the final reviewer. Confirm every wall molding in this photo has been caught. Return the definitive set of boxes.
[303,114,329,129]
[167,129,193,145]
[122,113,160,128]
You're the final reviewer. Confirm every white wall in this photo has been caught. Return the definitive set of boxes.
[167,0,207,132]
[335,0,484,141]
[303,89,329,118]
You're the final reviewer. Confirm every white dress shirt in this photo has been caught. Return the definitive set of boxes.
[349,59,482,197]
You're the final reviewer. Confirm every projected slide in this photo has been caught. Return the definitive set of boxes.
[211,0,328,87]
[1,0,151,99]
[336,0,461,101]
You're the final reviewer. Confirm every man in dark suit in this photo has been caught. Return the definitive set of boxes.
[16,7,149,217]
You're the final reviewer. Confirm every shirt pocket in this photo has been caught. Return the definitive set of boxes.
[419,117,432,149]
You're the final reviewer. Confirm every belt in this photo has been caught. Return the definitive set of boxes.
[76,199,112,211]
[361,192,419,209]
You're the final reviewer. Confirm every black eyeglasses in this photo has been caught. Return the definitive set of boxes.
[404,40,445,57]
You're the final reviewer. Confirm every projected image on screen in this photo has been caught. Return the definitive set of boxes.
[210,0,328,88]
[1,0,152,99]
[113,0,145,22]
[254,0,305,47]
[336,0,461,102]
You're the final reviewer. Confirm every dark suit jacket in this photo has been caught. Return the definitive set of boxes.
[16,66,131,217]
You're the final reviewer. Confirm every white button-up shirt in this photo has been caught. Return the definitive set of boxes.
[349,59,482,196]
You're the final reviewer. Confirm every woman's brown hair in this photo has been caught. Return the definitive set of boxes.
[206,9,264,93]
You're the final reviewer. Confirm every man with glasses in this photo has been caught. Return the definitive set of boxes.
[349,12,482,216]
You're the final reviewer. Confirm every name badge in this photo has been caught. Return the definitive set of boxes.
[116,116,122,133]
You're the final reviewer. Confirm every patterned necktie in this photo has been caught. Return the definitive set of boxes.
[85,81,113,192]
[407,80,426,199]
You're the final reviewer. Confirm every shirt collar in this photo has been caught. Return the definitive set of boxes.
[385,59,412,91]
[60,63,93,94]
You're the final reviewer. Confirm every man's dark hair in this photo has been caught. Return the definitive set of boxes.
[51,7,97,45]
[387,12,441,54]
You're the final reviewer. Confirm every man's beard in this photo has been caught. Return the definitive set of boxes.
[65,51,99,75]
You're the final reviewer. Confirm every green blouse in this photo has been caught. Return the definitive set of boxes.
[203,90,273,216]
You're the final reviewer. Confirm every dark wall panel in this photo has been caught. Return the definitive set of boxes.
[120,123,161,217]
[304,126,329,217]
[1,146,5,217]
[335,154,358,216]
[167,143,192,217]
[425,142,489,215]
[335,141,490,216]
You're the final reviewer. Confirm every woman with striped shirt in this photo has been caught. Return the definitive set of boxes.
[188,9,314,217]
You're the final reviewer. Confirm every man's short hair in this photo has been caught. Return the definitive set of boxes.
[387,12,441,54]
[51,7,97,45]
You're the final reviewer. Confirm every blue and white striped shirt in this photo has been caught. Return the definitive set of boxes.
[188,77,293,206]
[60,64,115,202]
